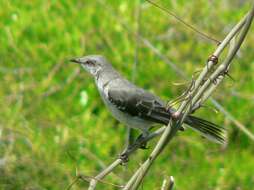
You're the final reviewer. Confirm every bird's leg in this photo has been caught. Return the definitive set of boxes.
[135,130,149,149]
[119,127,135,163]
[119,129,149,163]
[124,127,136,152]
[179,126,186,131]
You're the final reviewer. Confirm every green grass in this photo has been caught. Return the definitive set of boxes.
[0,0,254,189]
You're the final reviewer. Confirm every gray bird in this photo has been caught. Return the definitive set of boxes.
[70,55,226,145]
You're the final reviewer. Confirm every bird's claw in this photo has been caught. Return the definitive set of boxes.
[179,126,185,131]
[140,142,148,149]
[136,133,149,149]
[119,152,129,164]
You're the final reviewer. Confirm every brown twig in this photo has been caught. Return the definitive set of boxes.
[145,0,221,44]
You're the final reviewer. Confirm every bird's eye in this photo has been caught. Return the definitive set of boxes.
[86,60,95,66]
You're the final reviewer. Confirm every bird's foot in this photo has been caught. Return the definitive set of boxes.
[119,152,129,164]
[140,142,148,149]
[179,126,185,131]
[136,133,148,149]
[119,132,150,164]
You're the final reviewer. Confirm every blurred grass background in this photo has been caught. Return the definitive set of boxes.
[0,0,254,189]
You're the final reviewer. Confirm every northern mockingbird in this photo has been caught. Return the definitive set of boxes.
[70,55,226,145]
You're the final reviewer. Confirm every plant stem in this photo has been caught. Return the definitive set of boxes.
[177,13,247,114]
[123,5,254,189]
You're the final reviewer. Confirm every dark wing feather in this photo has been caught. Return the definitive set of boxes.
[107,88,171,125]
[107,86,226,144]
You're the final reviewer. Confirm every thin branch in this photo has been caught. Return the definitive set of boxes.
[177,13,248,115]
[192,36,237,111]
[145,0,221,44]
[188,8,254,113]
[161,176,174,190]
[82,148,123,181]
[141,31,254,141]
[80,174,123,189]
[88,1,254,189]
[66,177,80,190]
[96,0,253,141]
[123,4,254,189]
[88,127,165,190]
[88,159,123,190]
[125,121,176,190]
[210,99,254,141]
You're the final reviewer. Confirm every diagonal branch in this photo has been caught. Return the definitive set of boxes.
[88,126,165,190]
[176,13,248,115]
[97,0,253,140]
[124,5,254,189]
[145,0,221,44]
[87,1,254,190]
[161,176,174,190]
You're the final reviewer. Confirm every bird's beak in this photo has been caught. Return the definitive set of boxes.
[70,58,81,64]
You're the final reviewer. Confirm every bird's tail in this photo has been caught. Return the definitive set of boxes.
[184,115,226,144]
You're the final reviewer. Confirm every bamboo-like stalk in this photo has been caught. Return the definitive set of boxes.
[188,9,254,113]
[88,2,254,190]
[176,13,248,115]
[161,176,174,190]
[88,159,122,190]
[124,120,176,190]
[97,0,253,141]
[123,5,254,190]
[88,126,166,190]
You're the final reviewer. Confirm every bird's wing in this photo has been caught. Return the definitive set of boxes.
[107,87,171,125]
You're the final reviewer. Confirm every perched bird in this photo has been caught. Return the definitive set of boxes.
[70,55,226,144]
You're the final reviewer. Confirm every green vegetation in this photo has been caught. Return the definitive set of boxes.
[0,1,254,189]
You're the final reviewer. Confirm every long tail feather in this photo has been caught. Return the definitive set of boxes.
[145,105,226,144]
[185,116,227,144]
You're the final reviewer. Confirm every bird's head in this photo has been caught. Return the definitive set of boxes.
[70,55,108,76]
